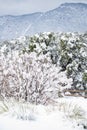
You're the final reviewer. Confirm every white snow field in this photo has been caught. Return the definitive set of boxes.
[0,97,87,130]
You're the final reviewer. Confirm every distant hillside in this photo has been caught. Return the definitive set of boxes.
[0,3,87,40]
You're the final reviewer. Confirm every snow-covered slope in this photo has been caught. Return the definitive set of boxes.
[37,3,87,33]
[0,12,42,40]
[0,3,87,40]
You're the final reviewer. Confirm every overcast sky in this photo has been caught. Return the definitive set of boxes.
[0,0,87,16]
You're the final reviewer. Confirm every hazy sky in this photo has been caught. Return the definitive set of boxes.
[0,0,87,15]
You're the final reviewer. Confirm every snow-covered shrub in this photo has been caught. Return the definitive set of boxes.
[0,32,87,104]
[10,102,36,120]
[28,33,87,91]
[0,99,37,120]
[0,99,9,114]
[0,48,72,104]
[62,103,85,120]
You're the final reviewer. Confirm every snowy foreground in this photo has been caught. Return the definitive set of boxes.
[0,97,87,130]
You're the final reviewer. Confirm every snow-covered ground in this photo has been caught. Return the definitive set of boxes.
[0,97,87,130]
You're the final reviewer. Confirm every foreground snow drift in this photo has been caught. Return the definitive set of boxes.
[0,97,87,130]
[0,113,80,130]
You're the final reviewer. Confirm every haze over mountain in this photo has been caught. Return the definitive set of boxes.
[0,3,87,40]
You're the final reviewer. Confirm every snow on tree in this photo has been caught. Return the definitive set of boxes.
[0,32,87,104]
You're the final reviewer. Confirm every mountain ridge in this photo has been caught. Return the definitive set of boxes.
[0,3,87,40]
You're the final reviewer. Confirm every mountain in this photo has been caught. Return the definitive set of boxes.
[0,3,87,40]
[0,12,42,40]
